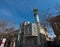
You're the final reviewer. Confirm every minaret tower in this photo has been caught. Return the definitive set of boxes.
[33,9,44,47]
[33,9,40,23]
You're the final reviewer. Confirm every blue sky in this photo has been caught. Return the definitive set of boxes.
[0,0,60,37]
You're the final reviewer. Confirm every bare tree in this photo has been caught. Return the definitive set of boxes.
[41,3,60,28]
[40,8,54,28]
[54,3,60,15]
[40,4,60,37]
[0,21,7,32]
[0,20,15,34]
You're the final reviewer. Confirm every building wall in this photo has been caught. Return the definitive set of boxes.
[20,22,48,47]
[22,23,48,37]
[49,16,60,46]
[50,15,60,36]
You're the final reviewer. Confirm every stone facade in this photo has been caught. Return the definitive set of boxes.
[19,21,48,47]
[49,15,60,36]
[50,15,60,46]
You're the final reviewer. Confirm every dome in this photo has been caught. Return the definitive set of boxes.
[27,21,30,24]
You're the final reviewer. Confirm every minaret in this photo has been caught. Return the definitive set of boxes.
[33,9,40,23]
[33,9,44,47]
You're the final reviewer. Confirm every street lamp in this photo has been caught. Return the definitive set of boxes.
[33,8,43,47]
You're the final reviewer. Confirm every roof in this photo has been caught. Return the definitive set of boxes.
[49,15,60,22]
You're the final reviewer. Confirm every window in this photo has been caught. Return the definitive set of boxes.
[54,21,60,29]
